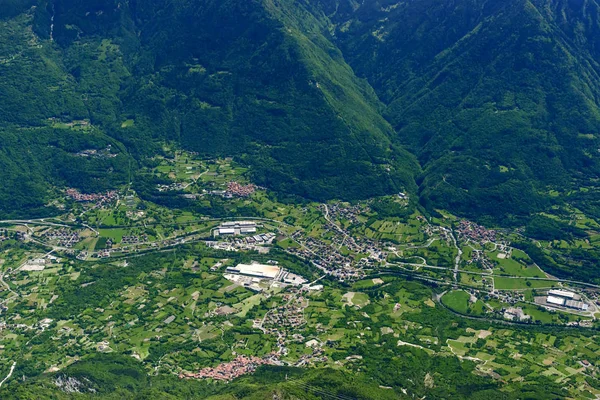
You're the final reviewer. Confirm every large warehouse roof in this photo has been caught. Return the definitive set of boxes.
[546,296,565,306]
[548,290,575,299]
[227,263,280,279]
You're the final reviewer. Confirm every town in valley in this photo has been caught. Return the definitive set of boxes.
[1,151,599,398]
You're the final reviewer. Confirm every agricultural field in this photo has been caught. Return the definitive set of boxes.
[493,277,559,290]
[441,290,486,316]
[491,251,546,278]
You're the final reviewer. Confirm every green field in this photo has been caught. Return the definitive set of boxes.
[441,290,470,314]
[98,228,128,242]
[494,277,559,290]
[492,252,546,278]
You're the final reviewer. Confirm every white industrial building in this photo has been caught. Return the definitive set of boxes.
[218,227,236,235]
[226,262,281,279]
[215,221,258,237]
[548,290,576,299]
[544,289,589,311]
[546,296,565,306]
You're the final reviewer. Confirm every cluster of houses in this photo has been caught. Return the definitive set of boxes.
[204,181,257,199]
[263,292,307,331]
[76,146,117,159]
[42,229,80,248]
[226,181,256,197]
[466,249,494,269]
[125,210,146,220]
[484,289,525,305]
[96,250,111,258]
[456,220,497,243]
[422,222,445,238]
[294,347,327,367]
[180,354,279,381]
[0,229,17,242]
[66,188,118,204]
[156,182,187,192]
[325,202,369,226]
[285,204,387,280]
[121,235,148,245]
[287,231,359,279]
[253,289,311,355]
[93,235,191,259]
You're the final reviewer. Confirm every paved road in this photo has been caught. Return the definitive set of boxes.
[383,262,600,289]
[0,273,17,305]
[322,205,349,238]
[0,361,16,389]
[448,230,462,282]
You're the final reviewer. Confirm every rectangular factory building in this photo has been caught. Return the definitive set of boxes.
[546,296,565,306]
[548,290,576,299]
[218,228,236,235]
[226,263,280,279]
[565,300,589,311]
[216,221,258,236]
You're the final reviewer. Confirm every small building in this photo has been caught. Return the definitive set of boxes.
[503,307,530,321]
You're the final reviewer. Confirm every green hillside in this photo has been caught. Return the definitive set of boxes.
[2,0,600,223]
[0,0,419,219]
[3,2,600,398]
[315,0,600,222]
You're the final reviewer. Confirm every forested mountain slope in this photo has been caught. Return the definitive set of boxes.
[2,0,600,225]
[314,0,600,222]
[0,0,418,219]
